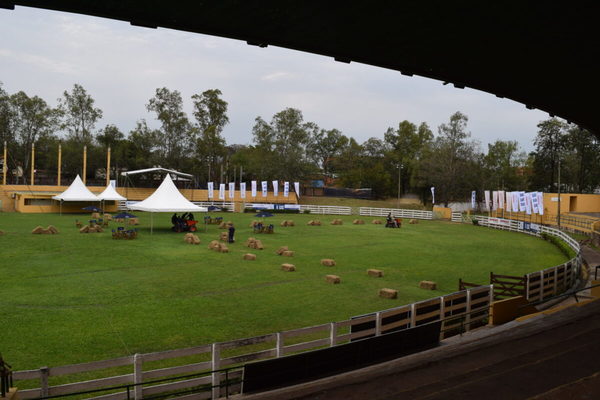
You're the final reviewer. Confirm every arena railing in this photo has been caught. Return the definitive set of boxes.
[359,207,433,219]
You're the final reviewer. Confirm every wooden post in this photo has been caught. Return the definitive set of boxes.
[133,353,142,400]
[40,367,49,398]
[329,322,337,346]
[439,296,445,340]
[465,290,472,332]
[211,343,221,400]
[106,146,111,186]
[276,332,283,357]
[30,143,35,185]
[410,303,416,328]
[83,145,87,184]
[375,311,382,336]
[2,141,6,185]
[57,144,62,186]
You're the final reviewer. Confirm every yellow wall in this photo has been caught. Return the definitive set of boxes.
[433,206,452,219]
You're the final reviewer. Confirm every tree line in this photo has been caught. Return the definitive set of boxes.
[1,82,599,202]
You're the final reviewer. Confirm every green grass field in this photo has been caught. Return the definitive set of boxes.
[0,211,567,370]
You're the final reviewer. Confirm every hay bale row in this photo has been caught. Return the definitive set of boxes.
[184,233,201,245]
[353,219,365,225]
[307,220,321,226]
[245,237,264,250]
[32,225,59,234]
[330,219,343,225]
[280,220,295,227]
[372,219,382,224]
[208,240,229,253]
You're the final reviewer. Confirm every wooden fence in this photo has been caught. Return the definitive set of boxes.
[298,204,352,215]
[359,207,433,219]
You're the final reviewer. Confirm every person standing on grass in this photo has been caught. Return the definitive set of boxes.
[228,224,235,243]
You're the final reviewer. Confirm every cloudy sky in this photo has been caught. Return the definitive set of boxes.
[0,6,550,152]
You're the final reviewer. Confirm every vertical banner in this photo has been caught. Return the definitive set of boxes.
[498,190,504,209]
[512,191,519,212]
[284,181,289,197]
[430,187,435,204]
[525,192,532,215]
[240,182,246,199]
[228,182,235,199]
[272,180,279,197]
[484,190,491,211]
[519,191,527,211]
[294,182,300,198]
[537,192,544,215]
[531,192,539,214]
[218,183,225,200]
[505,192,512,212]
[492,191,498,210]
[251,180,257,197]
[261,181,268,197]
[471,191,476,209]
[207,182,214,199]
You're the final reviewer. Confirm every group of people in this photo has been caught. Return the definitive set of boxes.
[171,212,196,232]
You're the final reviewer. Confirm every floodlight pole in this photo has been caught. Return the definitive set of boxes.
[57,144,62,186]
[557,158,561,228]
[2,141,7,185]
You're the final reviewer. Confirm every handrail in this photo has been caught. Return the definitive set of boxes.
[520,283,600,309]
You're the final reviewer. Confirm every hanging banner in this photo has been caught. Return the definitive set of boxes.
[228,182,235,199]
[284,181,290,197]
[240,182,246,199]
[272,180,279,197]
[219,183,225,200]
[498,190,504,209]
[537,192,544,215]
[518,191,527,211]
[251,180,257,197]
[207,182,214,199]
[484,190,491,211]
[492,191,498,211]
[525,192,532,214]
[505,192,512,212]
[430,187,435,204]
[294,182,300,198]
[531,191,539,214]
[512,191,519,212]
[471,191,476,209]
[261,181,268,197]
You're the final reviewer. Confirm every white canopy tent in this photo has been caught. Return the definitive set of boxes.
[128,174,207,233]
[97,184,127,201]
[52,175,100,214]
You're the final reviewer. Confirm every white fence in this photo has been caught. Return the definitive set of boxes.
[451,212,462,223]
[192,201,235,212]
[298,204,352,215]
[359,207,433,220]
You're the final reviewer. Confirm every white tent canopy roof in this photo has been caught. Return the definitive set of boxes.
[128,174,207,212]
[97,184,127,201]
[120,167,193,179]
[52,175,100,202]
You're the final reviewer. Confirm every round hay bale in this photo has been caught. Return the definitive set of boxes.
[419,280,437,290]
[282,250,294,257]
[372,219,382,224]
[325,275,341,284]
[367,269,384,277]
[321,258,336,267]
[243,253,257,261]
[379,288,398,299]
[276,246,289,255]
[281,263,296,272]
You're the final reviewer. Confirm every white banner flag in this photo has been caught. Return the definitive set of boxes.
[537,192,544,215]
[512,192,519,212]
[272,180,279,197]
[207,182,214,199]
[505,192,512,212]
[251,180,257,197]
[284,181,289,197]
[228,182,235,199]
[484,190,491,211]
[430,187,435,204]
[218,183,225,200]
[519,191,526,211]
[531,191,539,214]
[261,181,268,197]
[471,191,476,209]
[492,191,498,211]
[240,182,246,199]
[525,193,532,215]
[294,182,300,198]
[498,190,504,209]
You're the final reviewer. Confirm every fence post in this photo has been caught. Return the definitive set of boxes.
[439,297,445,340]
[410,303,416,328]
[525,273,530,300]
[329,322,337,346]
[465,290,472,332]
[133,353,142,400]
[554,267,558,295]
[276,332,283,357]
[375,312,382,336]
[40,367,49,398]
[540,271,545,302]
[211,343,221,400]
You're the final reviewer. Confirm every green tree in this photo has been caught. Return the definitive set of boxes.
[307,128,349,177]
[483,140,527,190]
[530,118,568,192]
[58,84,103,143]
[561,126,600,193]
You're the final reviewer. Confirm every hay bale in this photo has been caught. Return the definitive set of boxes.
[88,227,97,233]
[75,220,82,228]
[103,213,112,221]
[0,230,5,236]
[307,220,321,226]
[409,219,419,224]
[243,253,257,261]
[372,219,382,224]
[321,258,336,267]
[128,218,139,225]
[281,263,296,272]
[353,219,365,225]
[219,231,229,241]
[276,246,289,255]
[250,220,258,228]
[245,237,257,246]
[184,236,193,244]
[367,269,384,278]
[254,239,264,250]
[47,225,59,234]
[79,225,90,233]
[330,219,343,225]
[208,240,221,250]
[282,250,294,257]
[287,220,295,226]
[419,281,437,290]
[379,288,398,299]
[91,212,100,219]
[31,226,45,234]
[325,275,341,284]
[218,244,229,253]
[219,222,227,229]
[191,235,201,245]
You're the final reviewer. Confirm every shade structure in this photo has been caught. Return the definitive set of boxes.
[129,174,207,213]
[97,184,127,201]
[52,175,100,202]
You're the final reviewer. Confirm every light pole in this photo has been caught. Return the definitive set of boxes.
[557,157,561,227]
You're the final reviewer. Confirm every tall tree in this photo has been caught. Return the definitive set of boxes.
[483,140,527,190]
[307,128,349,177]
[530,118,568,192]
[58,84,103,143]
[0,82,13,148]
[561,126,600,193]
